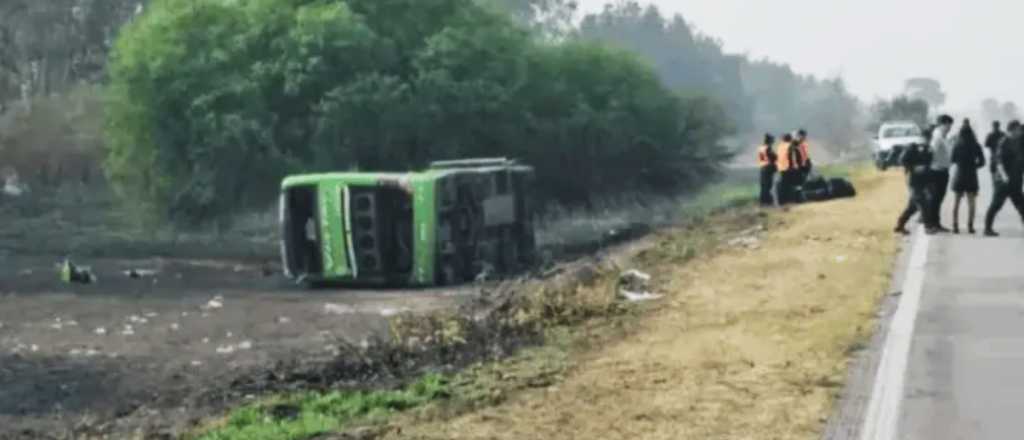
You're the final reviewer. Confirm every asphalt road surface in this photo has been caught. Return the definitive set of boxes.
[836,170,1024,440]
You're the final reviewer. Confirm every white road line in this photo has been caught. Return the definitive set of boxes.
[860,226,931,440]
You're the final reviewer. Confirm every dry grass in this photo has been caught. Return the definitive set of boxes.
[382,167,905,440]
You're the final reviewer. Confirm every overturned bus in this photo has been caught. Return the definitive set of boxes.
[279,158,537,287]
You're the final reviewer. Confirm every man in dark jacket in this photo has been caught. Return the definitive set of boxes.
[983,120,1024,236]
[985,121,1005,153]
[895,141,941,235]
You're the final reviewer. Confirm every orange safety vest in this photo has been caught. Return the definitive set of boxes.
[757,145,771,167]
[776,142,792,172]
[798,141,810,167]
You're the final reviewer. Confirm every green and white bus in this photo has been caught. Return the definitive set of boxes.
[279,158,537,287]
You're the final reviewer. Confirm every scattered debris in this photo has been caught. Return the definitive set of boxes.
[69,348,101,357]
[324,303,356,315]
[59,259,97,284]
[619,290,664,302]
[619,269,651,291]
[618,269,663,302]
[201,295,224,311]
[380,308,410,317]
[728,235,761,249]
[216,340,253,355]
[123,269,159,279]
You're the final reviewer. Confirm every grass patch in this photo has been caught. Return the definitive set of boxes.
[194,374,449,440]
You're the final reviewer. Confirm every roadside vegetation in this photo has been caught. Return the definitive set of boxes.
[377,165,903,439]
[195,375,449,440]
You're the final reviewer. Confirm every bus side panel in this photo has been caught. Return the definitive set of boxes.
[411,177,438,286]
[318,182,350,278]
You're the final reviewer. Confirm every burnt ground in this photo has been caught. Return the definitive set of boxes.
[0,172,755,439]
[0,256,481,438]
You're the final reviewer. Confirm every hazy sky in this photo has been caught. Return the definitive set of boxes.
[577,0,1022,111]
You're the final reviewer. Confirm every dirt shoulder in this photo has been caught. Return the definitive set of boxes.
[382,167,905,440]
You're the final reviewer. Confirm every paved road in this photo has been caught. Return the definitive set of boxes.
[855,171,1024,440]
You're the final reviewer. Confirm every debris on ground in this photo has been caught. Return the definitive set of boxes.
[618,290,663,302]
[617,269,662,302]
[123,269,159,279]
[728,224,765,249]
[201,295,224,311]
[59,259,97,284]
[69,348,102,357]
[216,340,253,355]
[324,303,356,315]
[380,308,410,317]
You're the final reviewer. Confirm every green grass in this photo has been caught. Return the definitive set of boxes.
[196,374,449,440]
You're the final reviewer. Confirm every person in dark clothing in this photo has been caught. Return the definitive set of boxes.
[775,133,802,205]
[950,119,986,234]
[757,133,778,206]
[985,121,1005,153]
[895,141,940,235]
[796,129,813,182]
[984,120,1024,236]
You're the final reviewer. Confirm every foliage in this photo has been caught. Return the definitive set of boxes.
[575,2,863,153]
[981,98,1019,125]
[868,95,930,131]
[105,0,734,224]
[0,84,104,186]
[578,2,752,131]
[904,77,946,109]
[197,374,449,440]
[740,59,863,151]
[0,0,144,106]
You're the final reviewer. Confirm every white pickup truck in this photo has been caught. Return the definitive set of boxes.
[873,121,927,170]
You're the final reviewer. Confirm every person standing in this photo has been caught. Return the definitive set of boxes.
[984,120,1024,236]
[895,141,939,235]
[950,119,986,234]
[775,133,802,205]
[929,115,955,231]
[985,120,1005,155]
[796,129,813,182]
[757,133,778,206]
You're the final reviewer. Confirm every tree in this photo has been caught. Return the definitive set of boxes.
[578,3,752,131]
[904,77,946,109]
[869,96,930,131]
[106,0,734,224]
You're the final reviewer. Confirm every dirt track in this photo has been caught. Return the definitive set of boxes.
[0,256,477,438]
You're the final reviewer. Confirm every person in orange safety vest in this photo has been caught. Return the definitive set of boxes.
[775,133,803,205]
[796,128,813,181]
[757,133,777,206]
